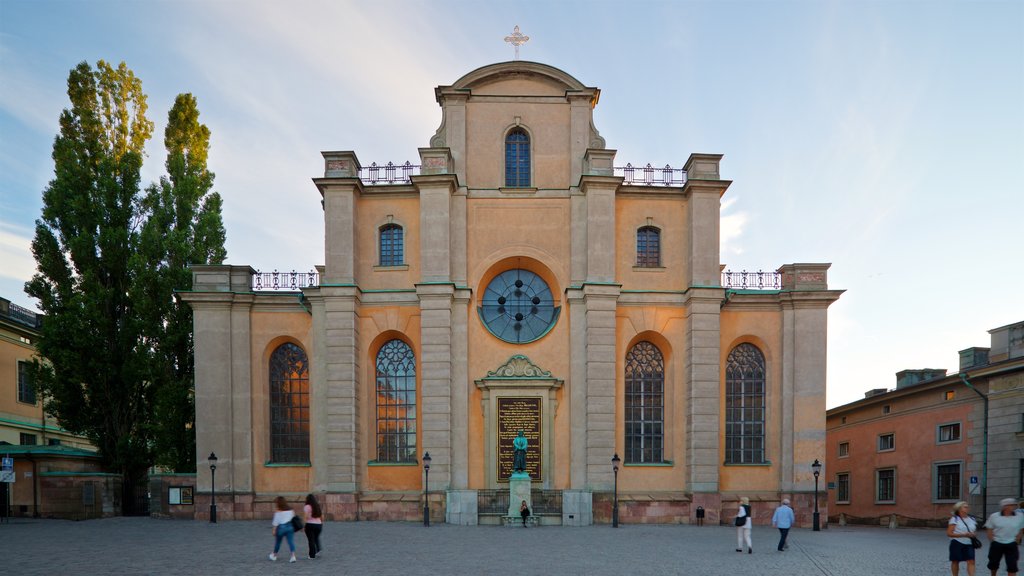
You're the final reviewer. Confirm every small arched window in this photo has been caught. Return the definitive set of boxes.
[637,226,661,267]
[379,224,404,267]
[269,342,310,463]
[725,343,766,464]
[625,341,665,463]
[505,128,530,187]
[375,339,417,462]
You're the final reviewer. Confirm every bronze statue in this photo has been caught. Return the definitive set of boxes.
[512,430,528,473]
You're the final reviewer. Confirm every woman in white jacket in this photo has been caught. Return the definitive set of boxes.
[735,496,753,554]
[269,496,298,563]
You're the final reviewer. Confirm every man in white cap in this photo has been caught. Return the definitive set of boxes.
[985,498,1024,576]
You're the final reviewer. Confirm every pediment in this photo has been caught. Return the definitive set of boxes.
[476,355,563,390]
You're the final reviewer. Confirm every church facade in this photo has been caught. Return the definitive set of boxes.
[183,61,843,525]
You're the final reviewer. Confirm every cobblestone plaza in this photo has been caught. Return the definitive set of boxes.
[0,517,991,575]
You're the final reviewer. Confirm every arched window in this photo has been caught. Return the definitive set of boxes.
[725,343,766,464]
[375,339,416,462]
[270,342,310,463]
[625,341,664,463]
[379,224,404,267]
[505,128,530,187]
[636,226,661,267]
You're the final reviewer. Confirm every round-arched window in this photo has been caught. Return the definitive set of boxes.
[479,269,559,344]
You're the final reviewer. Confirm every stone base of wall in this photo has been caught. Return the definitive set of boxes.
[721,493,827,529]
[148,474,197,519]
[194,491,445,523]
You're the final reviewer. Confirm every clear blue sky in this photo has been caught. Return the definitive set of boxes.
[1,0,1021,408]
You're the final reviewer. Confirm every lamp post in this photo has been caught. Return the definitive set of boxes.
[422,451,431,527]
[812,458,822,532]
[208,452,218,524]
[612,453,621,528]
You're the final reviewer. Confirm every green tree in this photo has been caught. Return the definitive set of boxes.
[26,61,155,503]
[135,93,226,472]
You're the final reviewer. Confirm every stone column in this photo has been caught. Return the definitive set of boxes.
[306,279,329,493]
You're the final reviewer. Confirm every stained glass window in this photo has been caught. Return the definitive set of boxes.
[505,128,530,187]
[379,224,404,267]
[725,343,766,464]
[270,342,310,463]
[625,341,664,463]
[376,339,417,463]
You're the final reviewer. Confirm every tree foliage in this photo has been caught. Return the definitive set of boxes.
[26,61,226,486]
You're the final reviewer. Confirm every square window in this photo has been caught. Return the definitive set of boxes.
[841,416,847,424]
[882,405,891,415]
[938,423,962,444]
[878,433,895,452]
[944,390,955,401]
[838,442,850,458]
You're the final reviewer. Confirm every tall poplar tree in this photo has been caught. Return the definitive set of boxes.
[26,61,156,500]
[135,94,226,472]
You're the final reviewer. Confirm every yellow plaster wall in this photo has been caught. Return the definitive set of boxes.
[465,197,572,489]
[358,307,422,491]
[615,197,688,290]
[354,195,420,289]
[249,310,314,493]
[718,309,784,492]
[615,312,689,491]
[0,334,40,428]
[465,101,572,189]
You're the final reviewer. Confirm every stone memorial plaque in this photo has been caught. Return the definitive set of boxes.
[497,397,541,481]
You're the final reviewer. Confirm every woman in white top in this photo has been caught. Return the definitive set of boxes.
[946,501,977,576]
[735,496,753,554]
[269,496,298,563]
[304,493,324,559]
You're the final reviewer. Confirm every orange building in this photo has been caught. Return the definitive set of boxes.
[183,61,843,525]
[826,320,1024,526]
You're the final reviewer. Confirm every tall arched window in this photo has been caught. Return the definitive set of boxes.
[636,226,661,267]
[725,343,766,464]
[270,342,310,463]
[625,341,664,463]
[505,128,530,187]
[379,224,404,267]
[375,339,416,462]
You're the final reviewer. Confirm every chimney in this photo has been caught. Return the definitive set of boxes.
[864,388,889,398]
[895,369,947,389]
[959,347,991,371]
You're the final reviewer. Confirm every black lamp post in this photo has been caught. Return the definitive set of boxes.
[422,451,431,527]
[612,453,621,528]
[812,458,822,531]
[208,452,218,524]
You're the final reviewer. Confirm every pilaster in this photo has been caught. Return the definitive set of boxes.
[682,153,730,288]
[583,283,621,489]
[684,287,725,492]
[306,281,329,492]
[315,151,362,285]
[579,174,621,283]
[322,285,361,492]
[566,287,588,489]
[412,173,458,283]
[417,283,455,489]
[450,287,472,489]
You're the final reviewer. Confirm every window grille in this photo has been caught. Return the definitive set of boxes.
[836,473,850,503]
[935,463,961,501]
[636,226,661,267]
[625,341,664,463]
[505,128,530,187]
[376,339,417,463]
[379,224,404,267]
[269,343,310,463]
[725,343,766,464]
[877,468,896,502]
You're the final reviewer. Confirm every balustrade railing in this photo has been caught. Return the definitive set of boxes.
[721,270,782,290]
[615,163,687,186]
[251,270,320,291]
[359,161,419,185]
[3,302,42,328]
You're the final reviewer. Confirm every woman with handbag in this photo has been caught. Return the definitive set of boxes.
[735,496,753,554]
[947,501,978,576]
[304,493,324,558]
[269,496,298,563]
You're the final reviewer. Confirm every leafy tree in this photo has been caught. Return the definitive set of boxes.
[26,61,155,502]
[135,94,226,472]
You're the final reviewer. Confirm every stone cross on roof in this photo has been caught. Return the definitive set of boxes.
[504,25,530,60]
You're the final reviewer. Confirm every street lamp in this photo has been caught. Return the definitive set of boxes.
[612,453,621,528]
[812,458,822,532]
[208,452,218,524]
[422,451,431,527]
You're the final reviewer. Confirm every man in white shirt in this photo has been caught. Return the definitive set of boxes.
[986,498,1024,576]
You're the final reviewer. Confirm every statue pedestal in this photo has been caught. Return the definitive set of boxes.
[507,472,532,517]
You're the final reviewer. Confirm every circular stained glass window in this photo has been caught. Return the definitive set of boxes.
[479,269,559,344]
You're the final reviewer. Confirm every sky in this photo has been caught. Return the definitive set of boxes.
[1,0,1021,408]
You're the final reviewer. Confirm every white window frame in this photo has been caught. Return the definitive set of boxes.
[838,441,850,458]
[936,422,962,445]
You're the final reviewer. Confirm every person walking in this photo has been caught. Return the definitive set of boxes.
[772,498,795,552]
[269,496,298,563]
[985,498,1024,576]
[735,496,753,554]
[304,494,324,559]
[948,501,978,576]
